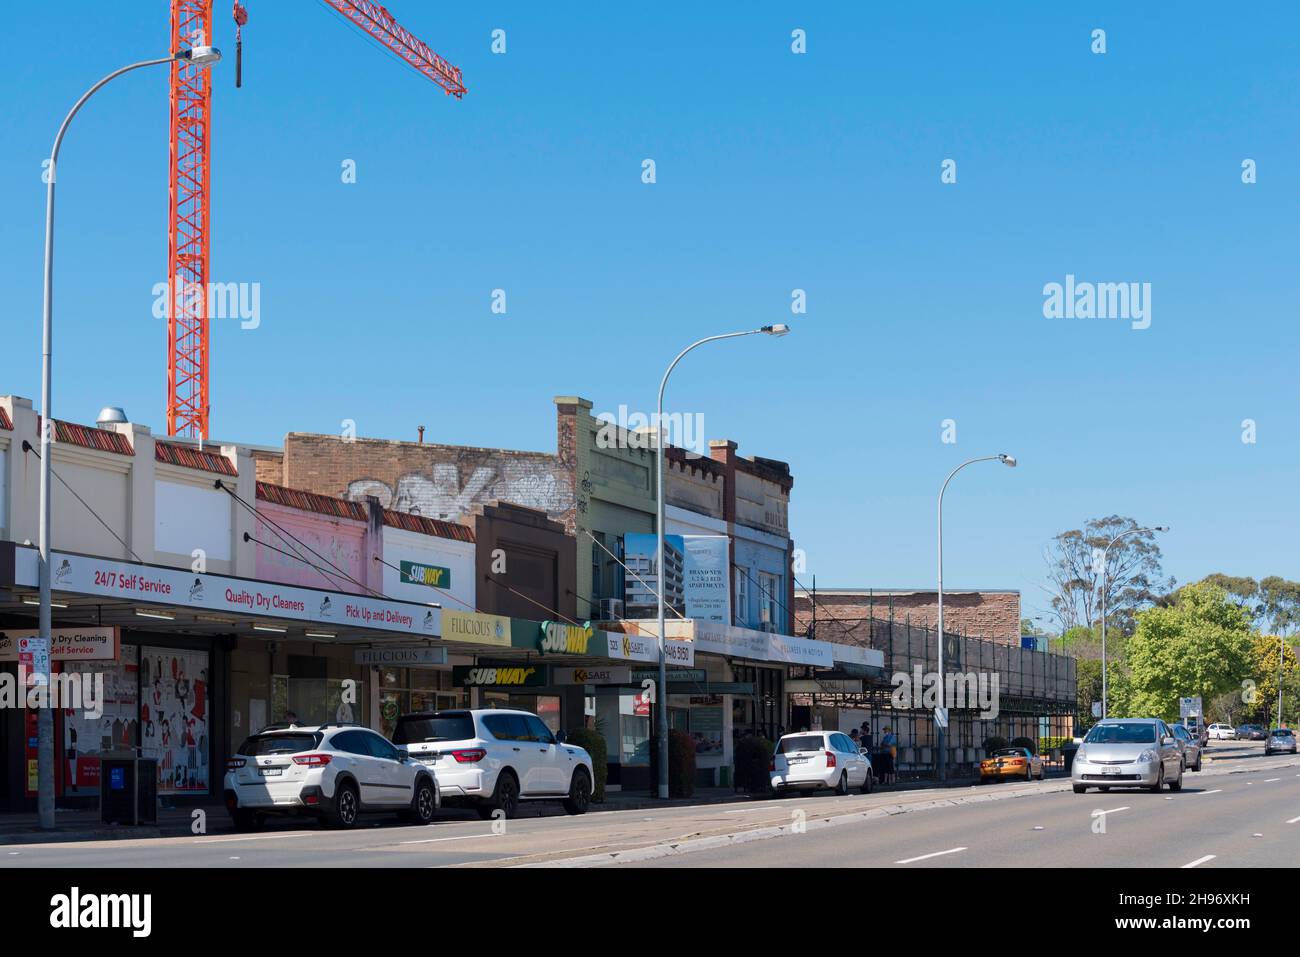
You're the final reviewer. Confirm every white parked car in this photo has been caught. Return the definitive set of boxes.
[770,731,874,796]
[1207,723,1237,741]
[224,723,438,830]
[392,709,594,819]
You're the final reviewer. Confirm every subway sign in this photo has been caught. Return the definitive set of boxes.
[400,560,452,590]
[538,620,593,655]
[452,664,547,688]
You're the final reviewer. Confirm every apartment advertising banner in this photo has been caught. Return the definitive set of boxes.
[623,533,730,622]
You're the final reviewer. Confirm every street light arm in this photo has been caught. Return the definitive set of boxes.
[656,330,766,412]
[48,56,177,169]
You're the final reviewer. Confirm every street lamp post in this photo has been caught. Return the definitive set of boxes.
[36,46,221,829]
[654,324,789,799]
[936,453,1016,782]
[1098,525,1168,720]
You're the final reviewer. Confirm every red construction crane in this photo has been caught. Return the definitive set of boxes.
[166,1,466,438]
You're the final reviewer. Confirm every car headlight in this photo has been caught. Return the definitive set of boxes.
[1138,749,1158,763]
[1075,747,1087,763]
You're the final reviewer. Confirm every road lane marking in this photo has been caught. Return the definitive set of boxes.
[1096,806,1130,815]
[1265,778,1281,782]
[895,846,967,864]
[400,833,497,846]
[1199,789,1223,795]
[1286,816,1300,824]
[193,832,315,845]
[1181,855,1216,868]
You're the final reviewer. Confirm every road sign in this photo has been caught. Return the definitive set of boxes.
[1092,702,1102,718]
[18,636,49,687]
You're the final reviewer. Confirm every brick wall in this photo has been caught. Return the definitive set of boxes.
[280,433,574,528]
[251,449,284,484]
[794,589,1021,645]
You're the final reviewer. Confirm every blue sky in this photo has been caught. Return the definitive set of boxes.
[3,3,1298,626]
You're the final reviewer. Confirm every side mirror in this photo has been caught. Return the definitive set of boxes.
[555,731,566,745]
[1161,736,1174,746]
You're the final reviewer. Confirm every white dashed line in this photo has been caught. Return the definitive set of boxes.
[400,833,496,846]
[194,832,314,845]
[1264,778,1281,783]
[895,846,967,864]
[1286,816,1300,825]
[1095,806,1130,815]
[1199,789,1223,795]
[1181,855,1216,868]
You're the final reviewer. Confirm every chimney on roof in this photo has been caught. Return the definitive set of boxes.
[418,425,425,444]
[96,406,128,429]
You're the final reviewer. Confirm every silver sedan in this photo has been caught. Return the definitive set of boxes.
[1072,718,1184,793]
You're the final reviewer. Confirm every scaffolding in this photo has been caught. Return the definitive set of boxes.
[795,612,1078,779]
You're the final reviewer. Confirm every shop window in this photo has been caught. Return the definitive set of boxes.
[141,647,211,796]
[734,567,750,627]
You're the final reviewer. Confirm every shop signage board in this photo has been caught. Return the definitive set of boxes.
[631,668,707,684]
[12,548,441,638]
[354,646,448,667]
[399,560,452,590]
[552,666,632,685]
[602,629,695,666]
[765,634,835,667]
[786,678,864,694]
[0,627,118,662]
[691,620,769,660]
[536,620,595,655]
[442,610,511,647]
[452,663,548,688]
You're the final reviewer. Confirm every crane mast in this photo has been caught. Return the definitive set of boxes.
[165,0,464,439]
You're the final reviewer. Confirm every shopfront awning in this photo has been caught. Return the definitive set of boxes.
[0,542,448,645]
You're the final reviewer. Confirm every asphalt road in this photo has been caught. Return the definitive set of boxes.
[2,740,1295,868]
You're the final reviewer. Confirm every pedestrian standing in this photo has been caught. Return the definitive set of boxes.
[881,726,898,784]
[861,722,874,751]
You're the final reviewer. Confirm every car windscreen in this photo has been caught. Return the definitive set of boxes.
[1271,729,1294,737]
[992,749,1025,757]
[1084,723,1157,745]
[238,733,321,756]
[392,713,476,745]
[778,735,826,754]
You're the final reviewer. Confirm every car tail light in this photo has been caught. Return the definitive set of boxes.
[292,753,332,767]
[303,792,320,806]
[1010,758,1026,766]
[226,758,246,770]
[451,748,487,763]
[825,749,836,769]
[769,757,776,772]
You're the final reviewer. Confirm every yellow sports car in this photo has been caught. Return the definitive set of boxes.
[979,747,1044,783]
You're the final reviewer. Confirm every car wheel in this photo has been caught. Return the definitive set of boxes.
[835,772,849,796]
[404,778,436,825]
[563,768,592,815]
[1072,784,1087,794]
[331,781,360,828]
[1193,755,1202,772]
[487,771,520,820]
[1168,765,1183,791]
[860,770,875,795]
[1026,764,1033,782]
[1148,765,1164,794]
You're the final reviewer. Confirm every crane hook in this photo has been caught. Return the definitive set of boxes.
[233,2,248,89]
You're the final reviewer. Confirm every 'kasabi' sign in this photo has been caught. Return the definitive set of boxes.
[400,560,452,590]
[453,664,547,688]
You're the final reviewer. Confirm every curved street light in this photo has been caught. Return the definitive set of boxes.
[1099,524,1168,719]
[36,47,221,830]
[936,453,1016,781]
[653,324,789,799]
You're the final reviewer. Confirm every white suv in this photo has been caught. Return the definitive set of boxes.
[224,723,439,830]
[392,709,594,819]
[770,731,875,796]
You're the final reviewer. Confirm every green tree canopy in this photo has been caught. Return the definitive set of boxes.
[1122,583,1254,722]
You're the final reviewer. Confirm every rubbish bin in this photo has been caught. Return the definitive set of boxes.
[99,754,157,825]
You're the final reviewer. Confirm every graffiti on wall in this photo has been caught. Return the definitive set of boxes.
[345,463,573,523]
